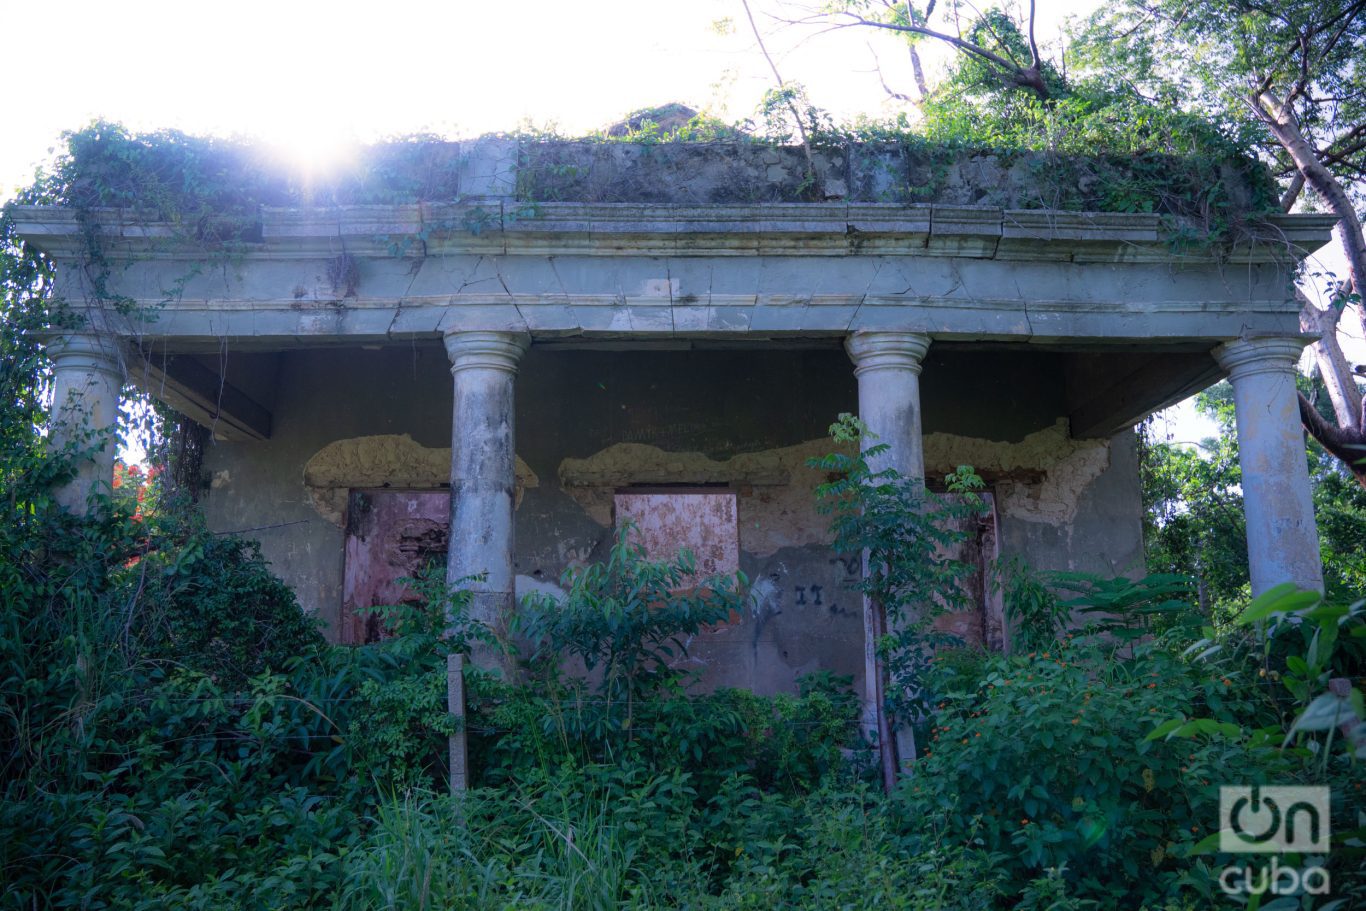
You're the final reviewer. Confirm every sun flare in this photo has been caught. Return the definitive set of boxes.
[268,128,359,180]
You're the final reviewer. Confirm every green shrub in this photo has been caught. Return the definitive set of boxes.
[471,673,865,797]
[0,658,366,909]
[992,555,1069,652]
[903,642,1280,907]
[132,532,326,687]
[0,445,445,906]
[518,524,746,708]
[477,525,872,798]
[711,783,1007,910]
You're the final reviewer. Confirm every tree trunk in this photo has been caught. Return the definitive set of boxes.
[1257,91,1366,484]
[1298,392,1366,487]
[1258,92,1366,337]
[909,45,929,100]
[1300,290,1363,433]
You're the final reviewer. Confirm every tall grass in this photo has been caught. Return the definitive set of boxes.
[337,780,681,911]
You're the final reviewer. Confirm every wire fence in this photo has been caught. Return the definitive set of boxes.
[17,691,867,751]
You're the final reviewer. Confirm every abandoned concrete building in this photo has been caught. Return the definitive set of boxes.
[17,140,1332,714]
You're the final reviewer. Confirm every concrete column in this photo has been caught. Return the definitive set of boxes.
[845,331,931,783]
[845,331,931,479]
[443,330,529,673]
[48,333,125,514]
[1214,338,1322,594]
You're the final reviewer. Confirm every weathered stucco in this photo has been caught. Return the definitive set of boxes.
[558,438,837,557]
[556,419,1112,554]
[927,419,1111,525]
[302,433,538,525]
[196,342,1143,697]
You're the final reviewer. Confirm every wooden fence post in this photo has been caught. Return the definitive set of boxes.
[447,653,468,793]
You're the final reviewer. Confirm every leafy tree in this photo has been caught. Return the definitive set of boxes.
[1,198,57,471]
[1074,0,1366,483]
[518,525,745,710]
[1140,394,1250,615]
[809,414,987,789]
[817,0,1059,101]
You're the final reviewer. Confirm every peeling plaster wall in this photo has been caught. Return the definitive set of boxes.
[202,345,455,634]
[511,349,870,696]
[997,429,1146,577]
[202,344,1143,695]
[926,419,1144,575]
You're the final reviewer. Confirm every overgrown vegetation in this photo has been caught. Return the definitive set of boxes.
[5,454,1364,907]
[0,91,1280,265]
[809,414,991,785]
[4,367,1365,908]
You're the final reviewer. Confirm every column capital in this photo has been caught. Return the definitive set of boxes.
[845,331,932,377]
[46,332,126,382]
[1214,337,1307,382]
[443,330,530,376]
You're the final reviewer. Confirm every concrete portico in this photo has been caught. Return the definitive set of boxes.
[20,201,1329,349]
[15,141,1333,749]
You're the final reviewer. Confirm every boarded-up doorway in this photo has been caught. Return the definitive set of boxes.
[341,489,449,644]
[613,488,740,579]
[929,492,1005,652]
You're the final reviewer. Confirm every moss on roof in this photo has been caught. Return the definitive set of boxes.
[7,121,1281,241]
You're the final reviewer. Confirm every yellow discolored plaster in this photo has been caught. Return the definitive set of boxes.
[558,419,1109,555]
[302,434,538,525]
[559,439,844,557]
[925,420,1111,526]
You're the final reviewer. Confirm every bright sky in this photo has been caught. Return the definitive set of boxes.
[0,0,1100,195]
[3,0,1358,450]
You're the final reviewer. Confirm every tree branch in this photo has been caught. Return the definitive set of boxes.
[1026,0,1042,71]
[1300,288,1363,433]
[863,41,917,102]
[1319,123,1366,168]
[1316,0,1366,60]
[908,44,929,99]
[887,0,932,100]
[1255,88,1366,345]
[831,13,1051,99]
[869,42,917,102]
[1299,391,1366,488]
[741,0,817,180]
[1275,126,1366,178]
[1280,172,1305,211]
